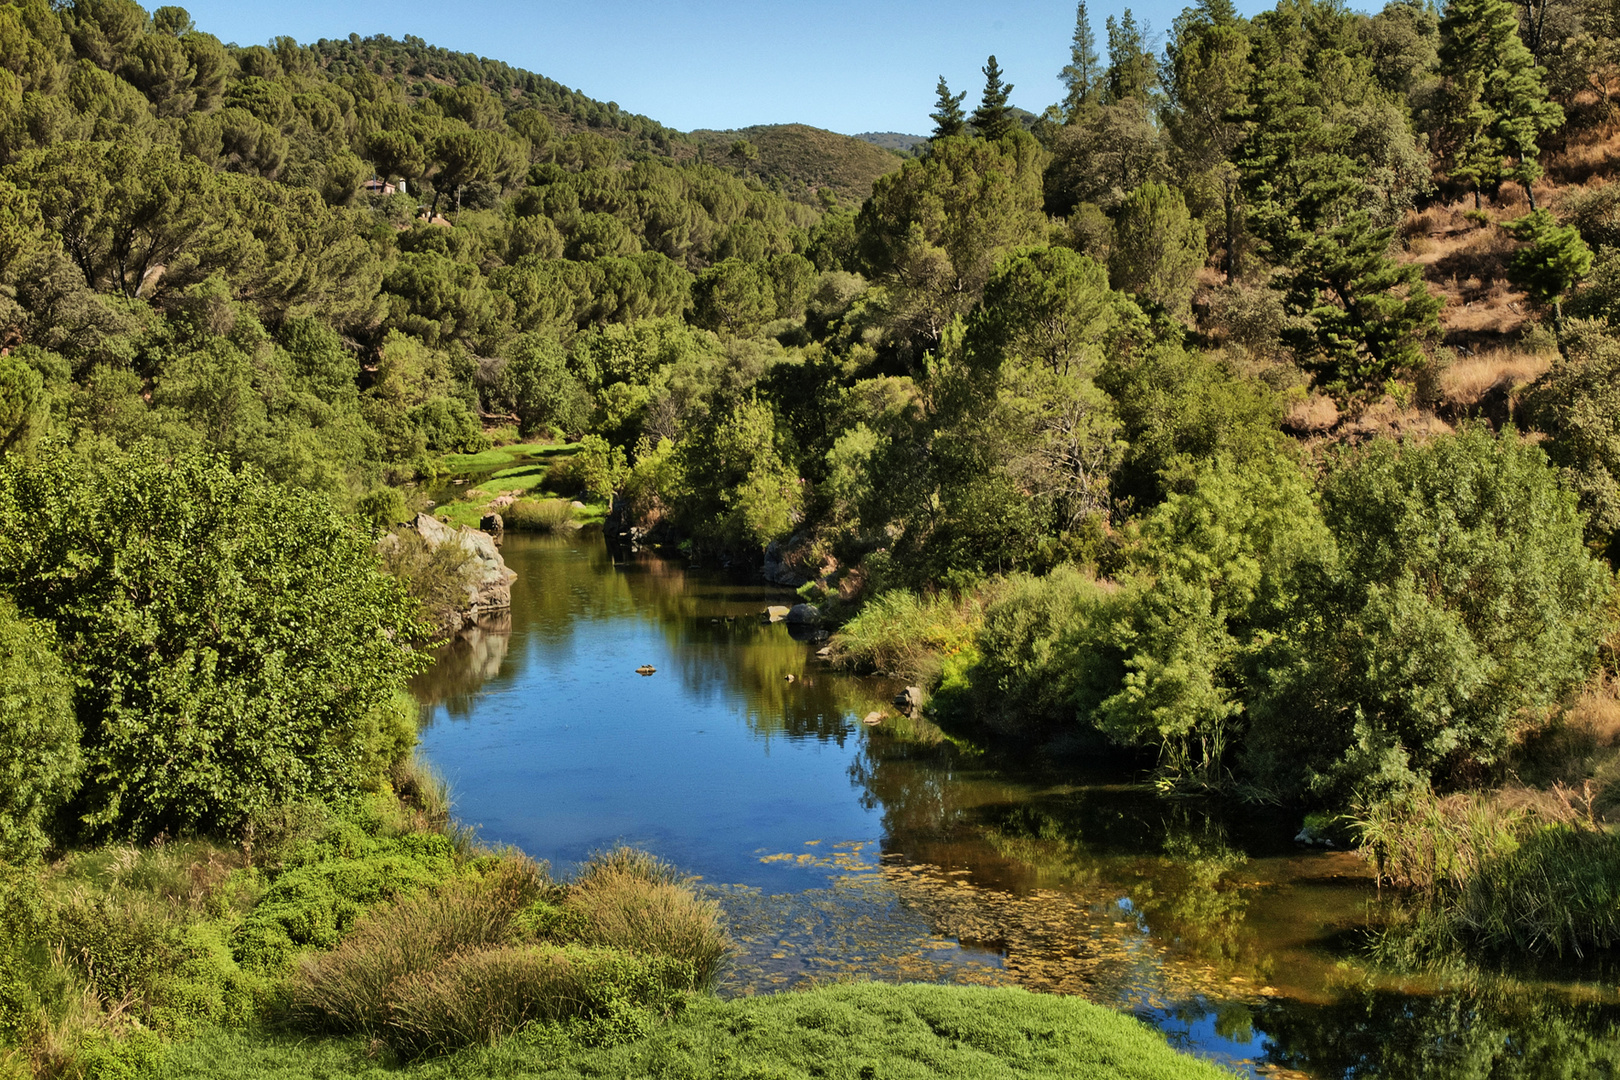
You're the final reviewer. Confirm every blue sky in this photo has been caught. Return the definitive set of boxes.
[175,0,1277,136]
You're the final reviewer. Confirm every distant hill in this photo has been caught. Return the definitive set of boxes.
[854,132,927,155]
[687,124,906,203]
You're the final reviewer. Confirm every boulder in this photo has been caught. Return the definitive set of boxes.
[786,603,821,626]
[480,512,504,544]
[763,605,791,622]
[763,537,809,588]
[399,513,517,632]
[894,686,924,713]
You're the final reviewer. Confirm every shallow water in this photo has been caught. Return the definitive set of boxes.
[413,531,1620,1078]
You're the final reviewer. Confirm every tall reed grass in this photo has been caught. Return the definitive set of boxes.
[830,587,992,684]
[505,499,575,532]
[1353,785,1620,957]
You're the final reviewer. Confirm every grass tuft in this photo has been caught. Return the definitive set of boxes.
[505,498,576,532]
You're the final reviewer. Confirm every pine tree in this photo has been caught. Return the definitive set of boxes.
[1439,0,1563,208]
[1504,208,1593,323]
[929,76,968,139]
[1104,9,1158,103]
[971,56,1016,140]
[1060,1,1103,120]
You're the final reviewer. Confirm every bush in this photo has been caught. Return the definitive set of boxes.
[504,498,574,532]
[292,860,551,1034]
[563,849,728,988]
[378,526,483,635]
[832,588,988,685]
[0,598,78,861]
[958,567,1111,730]
[1250,427,1612,798]
[385,945,694,1058]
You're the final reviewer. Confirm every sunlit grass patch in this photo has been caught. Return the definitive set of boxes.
[170,983,1234,1079]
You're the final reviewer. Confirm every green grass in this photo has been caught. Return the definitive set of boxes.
[168,983,1232,1079]
[435,443,578,474]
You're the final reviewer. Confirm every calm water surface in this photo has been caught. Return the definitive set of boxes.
[412,531,1620,1079]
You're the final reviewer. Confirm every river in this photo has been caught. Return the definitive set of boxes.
[411,531,1620,1079]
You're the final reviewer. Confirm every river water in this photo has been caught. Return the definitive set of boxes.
[411,531,1620,1078]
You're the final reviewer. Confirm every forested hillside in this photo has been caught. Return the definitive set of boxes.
[5,0,1620,1069]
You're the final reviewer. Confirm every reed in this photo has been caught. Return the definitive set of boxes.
[505,498,575,532]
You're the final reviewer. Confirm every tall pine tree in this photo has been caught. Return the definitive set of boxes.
[1104,9,1158,102]
[1439,0,1563,208]
[930,76,968,139]
[971,55,1016,140]
[1060,1,1103,120]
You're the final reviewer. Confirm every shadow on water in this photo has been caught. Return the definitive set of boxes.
[411,531,1620,1080]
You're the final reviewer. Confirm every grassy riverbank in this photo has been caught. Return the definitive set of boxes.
[172,983,1234,1080]
[0,780,1226,1080]
[428,441,610,531]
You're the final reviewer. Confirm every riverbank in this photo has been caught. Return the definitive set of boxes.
[169,983,1233,1079]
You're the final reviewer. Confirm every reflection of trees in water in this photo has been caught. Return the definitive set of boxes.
[411,614,511,720]
[410,533,888,739]
[1255,984,1620,1078]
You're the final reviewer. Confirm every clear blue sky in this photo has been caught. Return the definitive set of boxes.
[175,0,1278,135]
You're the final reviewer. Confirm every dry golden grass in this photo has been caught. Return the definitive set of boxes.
[1283,393,1339,433]
[1547,125,1620,185]
[1437,348,1553,409]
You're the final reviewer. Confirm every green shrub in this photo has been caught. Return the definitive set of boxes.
[291,860,551,1034]
[504,498,574,532]
[957,566,1111,730]
[232,832,457,973]
[1249,427,1613,798]
[0,445,429,838]
[377,527,482,635]
[563,849,728,988]
[384,944,694,1058]
[0,598,79,861]
[832,588,988,685]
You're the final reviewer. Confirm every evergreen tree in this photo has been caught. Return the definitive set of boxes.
[1504,208,1593,322]
[1060,1,1103,120]
[929,75,967,139]
[1439,0,1563,208]
[971,55,1016,140]
[1104,9,1158,102]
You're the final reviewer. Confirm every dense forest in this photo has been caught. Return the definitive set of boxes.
[4,0,1620,1072]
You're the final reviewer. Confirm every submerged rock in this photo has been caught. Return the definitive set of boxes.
[894,686,924,713]
[636,664,657,676]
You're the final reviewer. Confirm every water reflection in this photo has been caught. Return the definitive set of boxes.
[412,531,1620,1080]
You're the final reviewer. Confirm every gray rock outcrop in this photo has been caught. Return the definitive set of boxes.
[395,514,517,633]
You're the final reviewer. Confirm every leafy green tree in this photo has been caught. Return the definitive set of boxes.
[970,245,1133,377]
[1060,1,1104,119]
[1098,342,1284,510]
[1083,452,1331,785]
[691,258,775,337]
[1503,207,1592,322]
[0,445,429,837]
[1109,182,1207,317]
[1438,0,1564,207]
[496,331,590,436]
[1521,319,1620,554]
[0,353,46,455]
[1162,0,1252,279]
[971,56,1016,140]
[676,397,801,552]
[0,598,78,861]
[1248,427,1611,799]
[858,132,1048,353]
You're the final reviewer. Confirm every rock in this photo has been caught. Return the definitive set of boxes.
[810,629,830,643]
[636,664,657,676]
[815,646,833,660]
[763,537,809,588]
[1294,817,1336,847]
[763,605,791,622]
[784,673,795,683]
[785,603,821,626]
[571,500,586,509]
[861,711,885,726]
[480,512,504,544]
[390,513,517,633]
[894,686,924,713]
